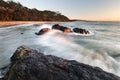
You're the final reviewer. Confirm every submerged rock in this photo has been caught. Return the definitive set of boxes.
[2,46,120,80]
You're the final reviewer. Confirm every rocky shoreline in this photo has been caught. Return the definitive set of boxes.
[0,46,120,80]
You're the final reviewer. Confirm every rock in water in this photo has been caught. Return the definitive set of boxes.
[52,24,71,33]
[73,28,80,33]
[35,28,50,35]
[73,28,90,34]
[2,46,120,80]
[52,24,62,30]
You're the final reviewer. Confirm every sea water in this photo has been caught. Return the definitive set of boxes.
[0,21,120,77]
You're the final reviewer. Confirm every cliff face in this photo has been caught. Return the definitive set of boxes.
[0,0,70,21]
[1,46,120,80]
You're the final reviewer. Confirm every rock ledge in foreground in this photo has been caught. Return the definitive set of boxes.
[1,46,120,80]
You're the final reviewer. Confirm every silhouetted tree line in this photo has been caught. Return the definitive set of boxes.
[0,0,70,21]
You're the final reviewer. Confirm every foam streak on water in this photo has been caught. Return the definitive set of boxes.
[0,22,120,77]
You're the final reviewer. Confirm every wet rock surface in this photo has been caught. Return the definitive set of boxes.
[35,28,50,35]
[73,28,90,34]
[52,24,71,33]
[1,46,120,80]
[35,24,90,35]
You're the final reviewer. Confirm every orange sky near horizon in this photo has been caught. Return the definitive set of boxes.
[75,11,120,21]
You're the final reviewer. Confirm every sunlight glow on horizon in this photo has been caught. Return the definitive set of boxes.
[9,0,120,21]
[72,10,120,21]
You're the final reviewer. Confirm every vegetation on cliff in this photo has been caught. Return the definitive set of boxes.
[0,0,70,21]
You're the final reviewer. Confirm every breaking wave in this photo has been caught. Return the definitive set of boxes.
[36,29,120,76]
[0,22,120,77]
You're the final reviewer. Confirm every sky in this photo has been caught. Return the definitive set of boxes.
[6,0,120,21]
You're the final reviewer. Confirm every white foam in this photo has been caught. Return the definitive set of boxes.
[116,44,120,49]
[67,31,94,36]
[0,70,3,78]
[0,23,120,77]
[38,24,52,30]
[38,24,94,36]
[36,30,120,76]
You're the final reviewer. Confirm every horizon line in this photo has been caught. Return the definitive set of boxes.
[71,19,120,22]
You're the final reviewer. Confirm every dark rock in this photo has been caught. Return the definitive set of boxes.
[52,24,71,33]
[73,28,84,34]
[73,28,90,34]
[60,27,71,33]
[79,28,84,34]
[35,24,90,35]
[2,46,120,80]
[73,28,80,33]
[52,24,62,30]
[21,33,24,34]
[63,28,71,33]
[35,28,50,35]
[0,78,4,80]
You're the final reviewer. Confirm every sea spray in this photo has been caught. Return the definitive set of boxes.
[0,22,120,77]
[36,30,120,76]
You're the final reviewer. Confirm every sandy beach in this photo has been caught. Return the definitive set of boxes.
[0,21,49,28]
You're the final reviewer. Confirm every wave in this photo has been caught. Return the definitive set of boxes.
[38,24,94,36]
[67,31,94,36]
[36,30,120,76]
[0,23,120,77]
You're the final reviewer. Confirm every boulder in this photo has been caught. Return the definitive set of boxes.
[73,28,80,33]
[85,30,90,34]
[82,29,90,34]
[35,24,90,35]
[73,28,90,34]
[63,28,71,33]
[1,46,120,80]
[79,28,84,34]
[0,78,4,80]
[35,28,50,35]
[60,27,71,33]
[52,24,71,33]
[52,24,62,30]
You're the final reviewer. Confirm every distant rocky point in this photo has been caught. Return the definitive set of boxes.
[0,46,120,80]
[0,0,69,21]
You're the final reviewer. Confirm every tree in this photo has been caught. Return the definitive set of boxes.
[0,0,70,21]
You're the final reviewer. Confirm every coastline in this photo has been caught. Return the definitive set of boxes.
[0,21,72,28]
[0,21,48,28]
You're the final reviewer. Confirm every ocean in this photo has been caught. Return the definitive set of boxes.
[0,21,120,77]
